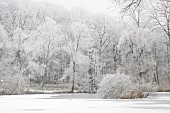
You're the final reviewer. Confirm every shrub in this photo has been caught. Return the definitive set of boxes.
[97,73,133,99]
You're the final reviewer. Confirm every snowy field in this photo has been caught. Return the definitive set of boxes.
[0,93,170,113]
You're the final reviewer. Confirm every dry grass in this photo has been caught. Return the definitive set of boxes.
[156,86,170,92]
[120,91,149,99]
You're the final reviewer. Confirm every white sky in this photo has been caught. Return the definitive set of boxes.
[35,0,112,14]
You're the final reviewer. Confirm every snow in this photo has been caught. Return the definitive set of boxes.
[0,93,170,113]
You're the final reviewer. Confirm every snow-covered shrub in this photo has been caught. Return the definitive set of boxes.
[97,73,133,99]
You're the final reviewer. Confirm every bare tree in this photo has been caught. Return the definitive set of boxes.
[62,22,86,93]
[111,0,143,12]
[149,0,170,85]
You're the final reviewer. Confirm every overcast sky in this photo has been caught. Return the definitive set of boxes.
[35,0,112,14]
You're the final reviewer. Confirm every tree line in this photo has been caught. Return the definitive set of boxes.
[0,0,170,94]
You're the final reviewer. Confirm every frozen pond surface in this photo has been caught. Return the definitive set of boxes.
[0,92,170,113]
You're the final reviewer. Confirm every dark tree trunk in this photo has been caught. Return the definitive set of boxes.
[71,61,75,93]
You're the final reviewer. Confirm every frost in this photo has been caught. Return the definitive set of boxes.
[97,73,134,99]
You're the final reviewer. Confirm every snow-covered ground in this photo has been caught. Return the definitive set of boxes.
[0,93,170,113]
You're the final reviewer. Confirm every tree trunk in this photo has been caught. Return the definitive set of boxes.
[155,64,159,85]
[154,43,159,85]
[71,61,75,93]
[167,44,170,86]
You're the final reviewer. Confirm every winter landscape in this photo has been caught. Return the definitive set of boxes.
[0,0,170,112]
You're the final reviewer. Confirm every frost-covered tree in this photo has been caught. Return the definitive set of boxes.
[118,27,158,86]
[148,0,170,86]
[86,15,119,84]
[61,21,89,92]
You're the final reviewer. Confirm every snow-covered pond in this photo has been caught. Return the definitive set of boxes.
[0,93,170,113]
